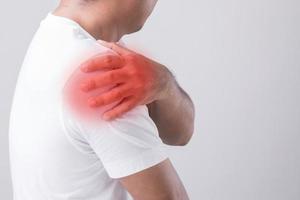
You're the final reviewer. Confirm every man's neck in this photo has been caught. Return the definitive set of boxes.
[52,2,123,42]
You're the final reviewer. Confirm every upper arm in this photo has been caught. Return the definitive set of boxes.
[119,159,189,200]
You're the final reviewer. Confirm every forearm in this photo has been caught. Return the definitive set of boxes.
[147,70,195,146]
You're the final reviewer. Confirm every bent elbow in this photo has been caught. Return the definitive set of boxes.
[178,124,194,146]
[175,134,193,146]
[172,127,195,146]
[161,123,195,146]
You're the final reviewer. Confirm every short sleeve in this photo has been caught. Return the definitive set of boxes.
[67,104,168,178]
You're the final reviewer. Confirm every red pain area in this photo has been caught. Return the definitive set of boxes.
[62,66,120,124]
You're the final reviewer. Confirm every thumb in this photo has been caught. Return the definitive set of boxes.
[98,40,133,56]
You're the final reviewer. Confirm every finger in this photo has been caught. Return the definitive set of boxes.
[99,41,134,56]
[80,54,124,72]
[102,97,137,120]
[87,84,131,107]
[80,69,128,92]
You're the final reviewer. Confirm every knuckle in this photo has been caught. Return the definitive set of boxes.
[113,90,122,99]
[128,67,139,76]
[134,81,144,90]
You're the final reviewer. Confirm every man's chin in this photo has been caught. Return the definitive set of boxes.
[127,24,144,34]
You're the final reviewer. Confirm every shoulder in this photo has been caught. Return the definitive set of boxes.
[61,40,119,123]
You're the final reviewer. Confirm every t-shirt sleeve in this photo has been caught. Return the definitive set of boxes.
[70,105,168,178]
[77,105,168,178]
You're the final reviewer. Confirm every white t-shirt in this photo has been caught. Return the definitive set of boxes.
[9,13,167,200]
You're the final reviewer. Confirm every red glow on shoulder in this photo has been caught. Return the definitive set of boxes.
[62,66,119,123]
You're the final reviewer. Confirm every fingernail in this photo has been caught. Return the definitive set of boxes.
[88,98,97,107]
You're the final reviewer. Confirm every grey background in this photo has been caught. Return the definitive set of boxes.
[1,0,299,199]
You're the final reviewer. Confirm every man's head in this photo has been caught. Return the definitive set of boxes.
[57,0,158,39]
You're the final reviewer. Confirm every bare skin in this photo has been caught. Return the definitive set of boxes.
[54,0,194,199]
[120,159,189,200]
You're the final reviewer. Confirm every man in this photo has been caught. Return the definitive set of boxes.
[9,0,195,199]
